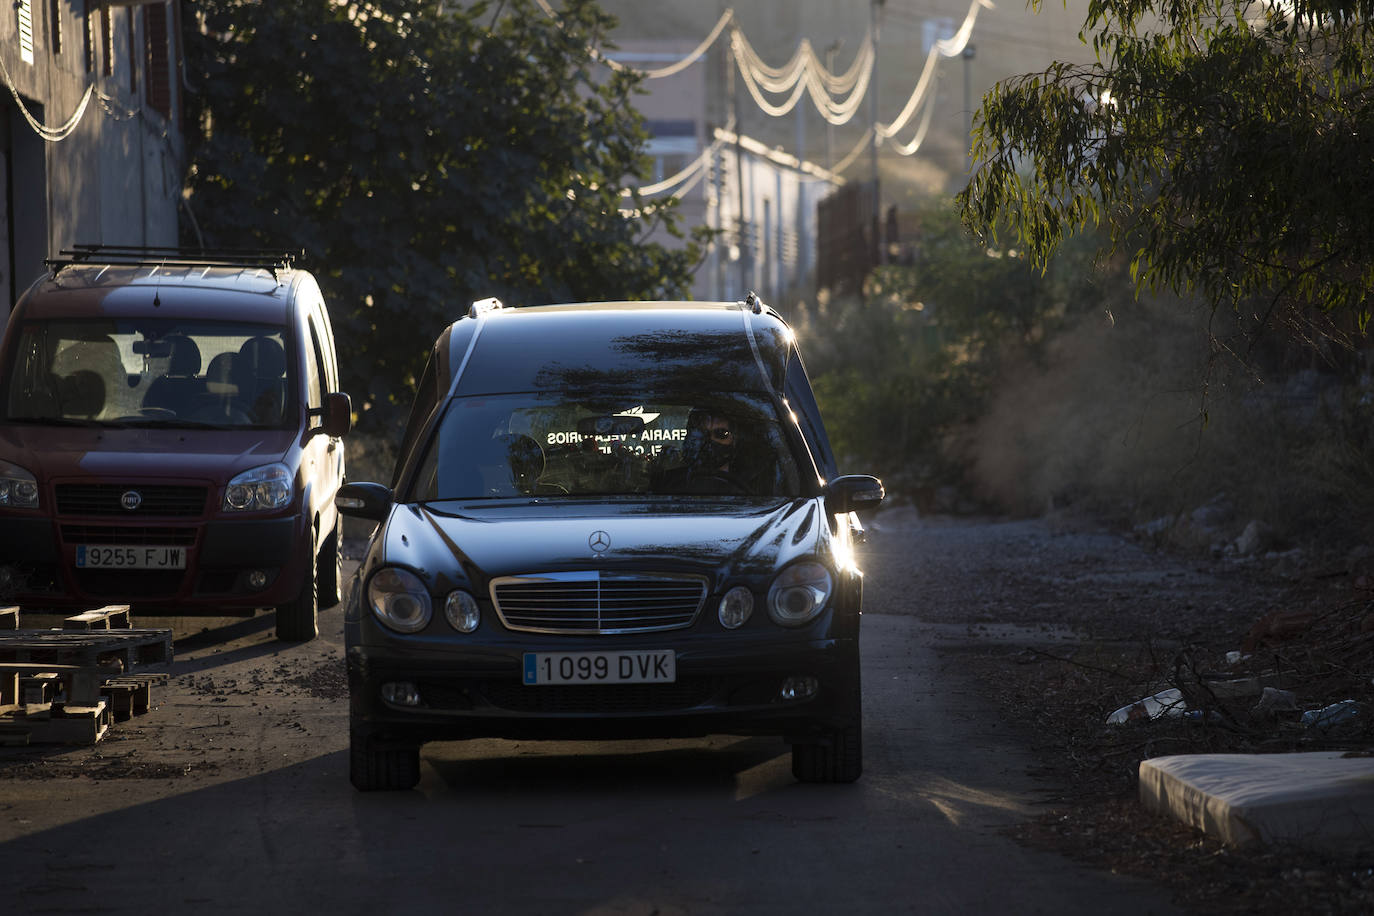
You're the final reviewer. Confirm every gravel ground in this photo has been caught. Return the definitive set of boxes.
[862,506,1374,914]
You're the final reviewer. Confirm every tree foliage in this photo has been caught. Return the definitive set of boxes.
[958,0,1374,346]
[183,0,704,431]
[802,202,1116,490]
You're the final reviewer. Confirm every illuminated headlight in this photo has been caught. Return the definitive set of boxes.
[444,590,481,633]
[368,567,432,633]
[718,586,754,629]
[767,562,833,627]
[223,463,292,511]
[0,460,39,509]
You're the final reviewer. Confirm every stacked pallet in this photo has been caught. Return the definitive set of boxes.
[0,606,173,746]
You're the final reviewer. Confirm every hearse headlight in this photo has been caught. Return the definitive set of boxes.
[0,460,39,509]
[444,590,481,633]
[718,586,754,629]
[224,463,292,511]
[368,568,432,633]
[767,562,833,627]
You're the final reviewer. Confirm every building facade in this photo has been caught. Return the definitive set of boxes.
[1,0,183,310]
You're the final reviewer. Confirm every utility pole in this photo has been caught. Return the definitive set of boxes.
[963,44,977,173]
[869,0,884,269]
[731,32,748,298]
[824,39,843,171]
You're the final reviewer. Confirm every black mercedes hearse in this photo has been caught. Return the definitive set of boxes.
[337,295,883,790]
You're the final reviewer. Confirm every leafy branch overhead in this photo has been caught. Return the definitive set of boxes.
[958,0,1374,334]
[183,0,704,432]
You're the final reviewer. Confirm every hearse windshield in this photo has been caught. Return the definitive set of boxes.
[3,318,294,428]
[411,392,803,500]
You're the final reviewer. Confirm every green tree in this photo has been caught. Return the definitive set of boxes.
[803,202,1114,490]
[958,0,1374,348]
[183,0,703,431]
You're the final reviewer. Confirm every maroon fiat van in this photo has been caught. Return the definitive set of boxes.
[0,247,351,640]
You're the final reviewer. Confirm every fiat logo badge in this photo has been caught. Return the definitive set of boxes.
[120,490,143,511]
[588,530,611,554]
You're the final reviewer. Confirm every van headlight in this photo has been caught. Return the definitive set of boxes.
[224,463,292,511]
[0,460,39,509]
[368,568,432,633]
[767,562,833,627]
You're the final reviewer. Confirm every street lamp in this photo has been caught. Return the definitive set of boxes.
[962,44,976,170]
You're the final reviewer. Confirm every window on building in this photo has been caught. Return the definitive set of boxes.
[126,8,137,93]
[18,1,35,65]
[102,5,113,77]
[48,0,62,57]
[83,1,95,74]
[145,3,172,119]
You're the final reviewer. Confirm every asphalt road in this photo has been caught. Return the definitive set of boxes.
[1,525,1183,915]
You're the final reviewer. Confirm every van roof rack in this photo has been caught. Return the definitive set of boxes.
[46,245,304,281]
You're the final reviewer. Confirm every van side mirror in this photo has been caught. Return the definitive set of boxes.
[336,481,392,522]
[824,475,885,515]
[322,391,352,438]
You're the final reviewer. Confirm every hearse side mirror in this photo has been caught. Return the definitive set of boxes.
[824,475,885,515]
[336,481,393,522]
[322,391,352,438]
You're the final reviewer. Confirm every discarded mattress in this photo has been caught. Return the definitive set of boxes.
[1139,752,1374,853]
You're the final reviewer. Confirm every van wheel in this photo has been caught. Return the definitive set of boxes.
[350,721,420,791]
[318,522,342,609]
[275,541,318,641]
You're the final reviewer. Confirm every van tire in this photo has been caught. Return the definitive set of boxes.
[275,541,319,641]
[318,522,342,609]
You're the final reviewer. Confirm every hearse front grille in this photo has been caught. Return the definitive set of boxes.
[491,572,706,635]
[56,484,208,517]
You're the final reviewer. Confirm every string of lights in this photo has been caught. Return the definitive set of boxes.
[0,50,94,141]
[534,0,998,189]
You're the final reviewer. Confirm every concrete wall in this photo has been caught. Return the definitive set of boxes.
[1,1,183,310]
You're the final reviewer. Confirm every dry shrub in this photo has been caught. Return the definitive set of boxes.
[958,297,1374,549]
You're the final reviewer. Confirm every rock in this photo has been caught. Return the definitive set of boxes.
[1191,494,1233,530]
[1252,686,1298,717]
[1234,520,1271,557]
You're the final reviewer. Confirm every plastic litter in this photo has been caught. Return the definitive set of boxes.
[1107,688,1186,725]
[1301,700,1362,729]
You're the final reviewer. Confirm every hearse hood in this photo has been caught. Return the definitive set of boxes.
[381,498,829,591]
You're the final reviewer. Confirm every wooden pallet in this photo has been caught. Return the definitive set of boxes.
[0,627,173,671]
[0,606,18,631]
[62,605,133,630]
[0,627,172,745]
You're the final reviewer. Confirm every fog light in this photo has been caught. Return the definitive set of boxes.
[381,681,422,707]
[780,676,819,701]
[247,569,269,589]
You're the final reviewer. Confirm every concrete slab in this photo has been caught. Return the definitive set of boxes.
[1140,752,1374,853]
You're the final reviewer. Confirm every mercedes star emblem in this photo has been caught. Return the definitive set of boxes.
[588,530,611,554]
[120,490,143,511]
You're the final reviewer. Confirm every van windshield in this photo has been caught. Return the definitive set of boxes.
[2,319,294,428]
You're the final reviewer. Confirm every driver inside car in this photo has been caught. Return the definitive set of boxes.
[654,409,747,494]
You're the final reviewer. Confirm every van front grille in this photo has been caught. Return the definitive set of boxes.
[56,484,208,517]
